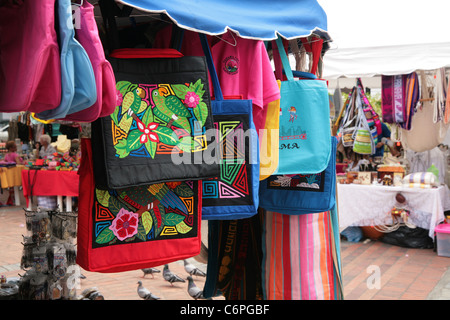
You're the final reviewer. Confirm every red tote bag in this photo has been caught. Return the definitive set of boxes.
[77,138,202,273]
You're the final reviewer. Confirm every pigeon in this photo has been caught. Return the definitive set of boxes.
[163,264,185,286]
[137,281,160,300]
[141,267,161,278]
[187,276,207,300]
[183,259,206,277]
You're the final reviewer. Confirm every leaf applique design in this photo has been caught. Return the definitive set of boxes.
[153,126,179,146]
[163,213,185,226]
[175,221,193,234]
[172,84,189,99]
[173,183,194,197]
[136,224,147,241]
[95,189,110,207]
[194,101,208,127]
[96,227,115,244]
[108,195,122,216]
[141,211,153,234]
[126,130,142,152]
[114,138,130,158]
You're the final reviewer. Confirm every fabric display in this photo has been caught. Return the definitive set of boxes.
[0,0,115,122]
[77,138,202,273]
[381,72,419,129]
[199,33,260,220]
[259,137,337,215]
[273,37,331,174]
[400,71,449,152]
[262,209,343,300]
[91,47,219,189]
[203,212,264,300]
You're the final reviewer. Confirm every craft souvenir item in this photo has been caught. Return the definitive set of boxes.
[0,0,61,113]
[259,137,337,215]
[92,47,219,189]
[77,138,202,272]
[401,71,449,152]
[273,37,331,174]
[199,34,259,220]
[203,212,264,300]
[262,209,343,300]
[36,0,97,120]
[64,0,117,122]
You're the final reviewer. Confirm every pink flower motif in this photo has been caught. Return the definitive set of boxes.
[136,119,159,143]
[116,89,123,106]
[109,208,138,241]
[184,91,200,108]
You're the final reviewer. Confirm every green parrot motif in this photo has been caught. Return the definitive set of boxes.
[152,89,191,129]
[116,81,148,133]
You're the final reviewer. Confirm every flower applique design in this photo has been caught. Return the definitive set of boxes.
[109,209,139,241]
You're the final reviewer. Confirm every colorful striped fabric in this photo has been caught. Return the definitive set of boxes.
[262,209,343,300]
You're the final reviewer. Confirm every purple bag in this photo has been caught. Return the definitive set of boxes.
[0,0,61,113]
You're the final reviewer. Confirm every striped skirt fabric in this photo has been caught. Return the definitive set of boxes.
[262,210,343,300]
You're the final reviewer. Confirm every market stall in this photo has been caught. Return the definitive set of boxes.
[0,0,343,302]
[21,169,79,211]
[338,183,450,239]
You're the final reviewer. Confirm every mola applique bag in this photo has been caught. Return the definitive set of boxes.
[91,47,219,189]
[259,136,337,215]
[273,37,331,174]
[198,34,259,220]
[76,138,202,273]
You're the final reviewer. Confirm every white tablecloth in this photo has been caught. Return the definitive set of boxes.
[337,183,450,238]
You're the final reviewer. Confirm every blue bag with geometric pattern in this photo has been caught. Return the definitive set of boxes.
[199,34,260,220]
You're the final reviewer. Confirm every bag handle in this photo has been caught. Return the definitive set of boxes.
[273,37,317,80]
[198,33,224,101]
[275,37,294,81]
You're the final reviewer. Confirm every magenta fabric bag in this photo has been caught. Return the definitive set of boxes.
[65,1,117,122]
[0,0,61,113]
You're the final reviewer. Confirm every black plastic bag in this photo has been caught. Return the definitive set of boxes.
[380,226,434,249]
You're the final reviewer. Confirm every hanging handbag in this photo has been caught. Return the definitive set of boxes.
[381,73,419,130]
[63,0,117,122]
[259,136,337,215]
[401,71,449,152]
[340,87,358,147]
[352,87,376,155]
[262,209,343,300]
[198,34,259,220]
[91,46,219,189]
[36,0,97,120]
[273,37,331,174]
[0,0,61,113]
[76,138,202,273]
[203,212,264,300]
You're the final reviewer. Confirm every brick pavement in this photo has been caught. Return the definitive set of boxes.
[1,190,450,300]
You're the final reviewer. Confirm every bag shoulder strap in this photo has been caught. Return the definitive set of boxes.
[199,33,224,101]
[275,37,294,81]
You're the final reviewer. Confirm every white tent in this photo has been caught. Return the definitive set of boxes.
[318,0,450,83]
